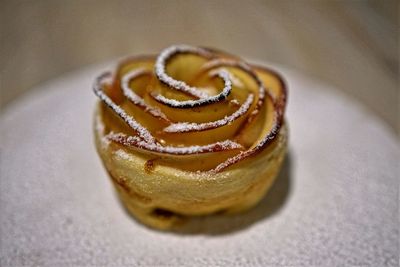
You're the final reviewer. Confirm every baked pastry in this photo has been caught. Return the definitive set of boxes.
[93,45,288,230]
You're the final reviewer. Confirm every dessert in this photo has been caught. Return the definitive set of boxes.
[93,45,288,230]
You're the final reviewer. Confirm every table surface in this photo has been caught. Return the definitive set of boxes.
[1,0,399,134]
[1,62,398,267]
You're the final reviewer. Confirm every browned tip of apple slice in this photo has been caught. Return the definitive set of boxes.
[210,107,283,174]
[253,64,287,111]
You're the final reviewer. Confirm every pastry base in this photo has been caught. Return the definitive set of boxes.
[94,109,288,230]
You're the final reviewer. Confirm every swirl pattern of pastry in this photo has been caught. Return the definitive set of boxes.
[94,45,286,172]
[93,45,288,229]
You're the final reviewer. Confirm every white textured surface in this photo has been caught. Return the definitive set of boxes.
[0,63,399,267]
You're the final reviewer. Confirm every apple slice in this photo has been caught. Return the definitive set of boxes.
[155,44,214,98]
[106,132,244,171]
[154,45,235,108]
[213,94,281,173]
[144,81,236,123]
[253,65,287,109]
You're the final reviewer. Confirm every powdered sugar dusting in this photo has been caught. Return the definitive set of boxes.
[153,67,232,108]
[210,118,281,174]
[155,44,212,99]
[93,44,287,172]
[203,58,266,108]
[115,148,132,160]
[201,58,268,131]
[121,68,170,122]
[93,73,154,142]
[230,99,240,106]
[163,94,254,133]
[106,132,243,155]
[209,67,244,88]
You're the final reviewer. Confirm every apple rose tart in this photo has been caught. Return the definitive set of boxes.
[93,45,288,230]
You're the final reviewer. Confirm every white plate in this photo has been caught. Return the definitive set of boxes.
[1,63,398,267]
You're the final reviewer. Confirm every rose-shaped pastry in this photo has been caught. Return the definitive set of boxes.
[93,45,288,230]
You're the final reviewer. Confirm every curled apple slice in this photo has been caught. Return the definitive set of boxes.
[106,133,244,172]
[254,65,287,109]
[144,84,236,124]
[106,132,242,155]
[154,45,233,108]
[151,70,232,108]
[163,94,254,133]
[155,44,214,98]
[93,72,154,142]
[121,68,170,124]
